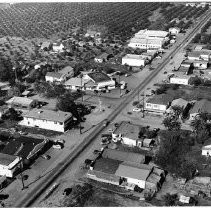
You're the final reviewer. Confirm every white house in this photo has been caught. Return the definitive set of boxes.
[188,52,201,61]
[145,94,174,114]
[45,66,74,83]
[0,153,22,178]
[20,109,73,132]
[170,76,191,85]
[6,97,38,111]
[202,143,211,156]
[169,27,180,35]
[115,162,153,189]
[122,54,146,67]
[94,53,109,63]
[52,43,65,52]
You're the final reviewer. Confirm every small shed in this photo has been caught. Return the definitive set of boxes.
[142,138,154,148]
[179,195,190,204]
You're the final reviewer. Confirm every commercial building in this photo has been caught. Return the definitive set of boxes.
[145,94,174,114]
[0,153,21,178]
[45,66,74,83]
[6,97,38,111]
[170,75,192,85]
[122,54,146,67]
[128,29,168,50]
[20,109,72,132]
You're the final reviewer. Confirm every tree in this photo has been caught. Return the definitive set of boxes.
[163,193,178,206]
[171,105,184,118]
[162,116,181,131]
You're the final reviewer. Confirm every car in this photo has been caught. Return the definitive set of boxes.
[163,71,167,74]
[93,150,101,155]
[101,139,110,145]
[41,154,51,160]
[133,108,142,112]
[53,143,63,149]
[114,123,119,128]
[18,131,28,135]
[54,139,65,144]
[103,120,110,127]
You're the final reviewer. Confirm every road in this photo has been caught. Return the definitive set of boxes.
[14,9,211,207]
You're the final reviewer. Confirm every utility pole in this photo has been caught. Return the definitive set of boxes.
[142,91,145,118]
[80,74,83,102]
[118,73,121,97]
[77,108,82,134]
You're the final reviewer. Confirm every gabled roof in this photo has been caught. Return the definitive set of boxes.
[59,66,74,75]
[115,162,152,181]
[171,98,189,108]
[146,94,174,105]
[22,109,72,123]
[190,99,211,114]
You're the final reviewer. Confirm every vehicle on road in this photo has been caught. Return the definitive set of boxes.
[114,123,119,128]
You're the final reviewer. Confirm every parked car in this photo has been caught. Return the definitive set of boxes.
[93,150,101,155]
[53,143,63,149]
[54,139,65,144]
[133,108,142,112]
[41,154,51,160]
[101,139,110,145]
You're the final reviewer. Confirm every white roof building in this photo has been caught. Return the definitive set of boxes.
[21,109,72,132]
[122,54,146,67]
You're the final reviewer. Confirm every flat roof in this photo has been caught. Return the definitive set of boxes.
[23,109,72,123]
[146,94,174,105]
[87,72,111,83]
[6,97,35,106]
[115,162,152,181]
[0,153,18,166]
[113,121,141,141]
[136,30,168,38]
[122,54,145,60]
[130,38,163,45]
[102,148,145,164]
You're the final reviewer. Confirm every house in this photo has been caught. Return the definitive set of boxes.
[195,45,203,51]
[179,195,190,204]
[2,136,48,160]
[184,59,208,69]
[52,42,65,52]
[115,162,153,189]
[0,153,22,177]
[169,27,180,35]
[85,29,101,38]
[64,77,91,90]
[145,94,174,114]
[170,75,192,85]
[45,66,74,83]
[188,52,201,61]
[202,139,211,156]
[0,82,10,91]
[188,51,211,62]
[40,41,52,51]
[171,98,189,109]
[20,109,72,132]
[189,99,211,121]
[122,54,146,67]
[6,97,38,111]
[112,121,142,147]
[86,72,115,90]
[94,53,110,63]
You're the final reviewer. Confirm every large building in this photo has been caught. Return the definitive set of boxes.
[128,29,169,50]
[122,54,146,67]
[20,109,72,132]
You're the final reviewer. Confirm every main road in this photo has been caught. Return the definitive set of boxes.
[15,9,211,207]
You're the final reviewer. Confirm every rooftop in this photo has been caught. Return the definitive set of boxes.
[190,99,211,114]
[46,72,62,79]
[95,52,109,60]
[146,94,174,105]
[59,66,74,75]
[102,148,145,164]
[130,38,163,46]
[22,109,72,123]
[2,136,47,159]
[122,54,145,60]
[6,97,35,107]
[136,29,168,38]
[65,77,88,87]
[0,153,18,166]
[115,162,152,181]
[93,158,121,174]
[87,72,111,83]
[113,121,141,141]
[171,98,189,108]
